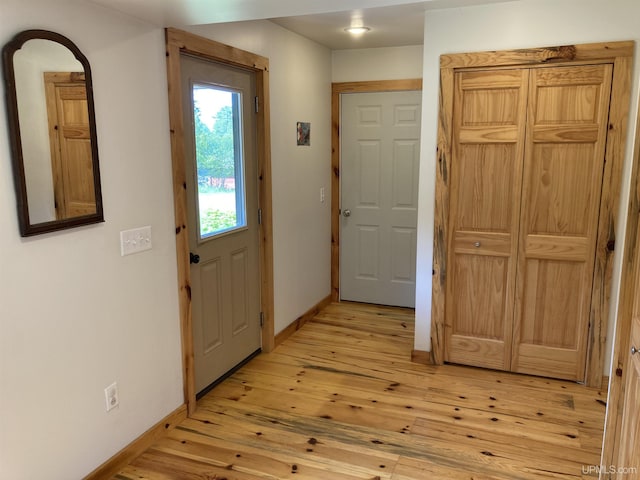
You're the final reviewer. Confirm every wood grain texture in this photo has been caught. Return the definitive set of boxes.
[331,80,423,304]
[165,35,196,414]
[444,69,527,371]
[84,404,187,480]
[108,302,607,480]
[165,28,275,414]
[616,318,640,473]
[586,54,633,389]
[432,41,634,387]
[440,41,633,69]
[431,66,454,366]
[44,74,96,220]
[331,85,341,302]
[255,68,275,353]
[512,64,613,382]
[166,28,269,72]
[602,79,640,471]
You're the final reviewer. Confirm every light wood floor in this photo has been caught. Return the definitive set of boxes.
[113,302,608,479]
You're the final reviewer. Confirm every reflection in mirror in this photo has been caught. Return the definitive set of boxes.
[2,30,103,236]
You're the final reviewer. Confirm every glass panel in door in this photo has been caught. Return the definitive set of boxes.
[192,84,246,241]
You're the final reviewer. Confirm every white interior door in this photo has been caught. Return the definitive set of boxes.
[340,90,421,308]
[181,54,261,395]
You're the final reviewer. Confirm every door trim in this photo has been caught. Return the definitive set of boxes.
[165,28,274,415]
[431,41,634,387]
[602,68,640,471]
[331,79,423,302]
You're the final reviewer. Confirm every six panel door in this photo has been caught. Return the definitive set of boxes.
[512,64,613,381]
[445,69,528,370]
[341,91,421,308]
[44,73,96,220]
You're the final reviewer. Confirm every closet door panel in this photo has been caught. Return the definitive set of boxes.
[512,64,613,381]
[527,143,598,235]
[445,69,529,370]
[448,253,509,369]
[456,144,516,232]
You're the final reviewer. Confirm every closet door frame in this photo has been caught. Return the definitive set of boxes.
[431,41,634,388]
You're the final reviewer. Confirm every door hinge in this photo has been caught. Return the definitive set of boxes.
[260,312,264,327]
[258,208,262,225]
[254,96,259,113]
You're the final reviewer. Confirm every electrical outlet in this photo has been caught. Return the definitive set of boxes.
[120,226,152,256]
[104,382,119,412]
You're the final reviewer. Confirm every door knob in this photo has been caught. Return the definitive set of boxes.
[632,346,638,355]
[474,242,481,248]
[190,252,200,264]
[343,209,351,217]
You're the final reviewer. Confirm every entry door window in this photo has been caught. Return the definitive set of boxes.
[192,84,246,241]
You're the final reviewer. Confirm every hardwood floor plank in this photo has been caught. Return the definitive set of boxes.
[195,396,561,479]
[411,418,599,469]
[109,302,605,480]
[176,416,397,478]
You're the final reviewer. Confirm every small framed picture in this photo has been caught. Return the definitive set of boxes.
[297,122,310,146]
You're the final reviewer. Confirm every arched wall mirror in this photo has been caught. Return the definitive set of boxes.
[2,30,103,236]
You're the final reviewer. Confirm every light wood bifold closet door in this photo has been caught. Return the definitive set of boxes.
[446,63,614,382]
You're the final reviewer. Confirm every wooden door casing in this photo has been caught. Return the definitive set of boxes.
[445,64,612,380]
[617,317,640,476]
[615,208,640,475]
[432,42,634,388]
[602,45,640,474]
[340,90,421,308]
[181,54,261,394]
[331,80,423,305]
[165,28,275,415]
[446,63,617,381]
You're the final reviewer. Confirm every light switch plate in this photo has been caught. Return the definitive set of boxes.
[120,226,152,256]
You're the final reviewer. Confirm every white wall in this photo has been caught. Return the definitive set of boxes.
[186,21,333,334]
[0,6,334,479]
[332,45,423,82]
[0,1,184,478]
[415,0,640,374]
[6,0,635,476]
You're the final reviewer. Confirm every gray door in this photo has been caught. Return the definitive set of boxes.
[181,54,261,394]
[340,91,421,307]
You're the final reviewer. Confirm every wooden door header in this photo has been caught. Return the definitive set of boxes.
[440,41,634,69]
[166,27,269,72]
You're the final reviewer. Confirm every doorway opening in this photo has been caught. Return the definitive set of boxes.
[166,28,274,415]
[331,79,423,308]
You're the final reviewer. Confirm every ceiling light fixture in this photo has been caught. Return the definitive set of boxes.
[345,26,370,35]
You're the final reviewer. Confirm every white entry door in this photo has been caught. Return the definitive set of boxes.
[340,91,421,308]
[181,54,262,395]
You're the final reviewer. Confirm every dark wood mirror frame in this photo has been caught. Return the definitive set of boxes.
[2,29,103,237]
